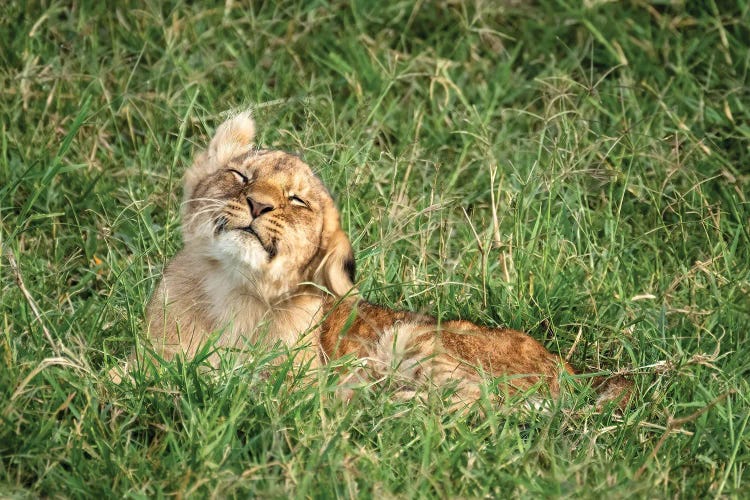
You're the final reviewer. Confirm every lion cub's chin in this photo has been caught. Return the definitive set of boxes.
[209,231,269,272]
[204,232,304,301]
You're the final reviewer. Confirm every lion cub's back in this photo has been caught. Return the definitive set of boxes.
[439,320,574,393]
[319,298,572,397]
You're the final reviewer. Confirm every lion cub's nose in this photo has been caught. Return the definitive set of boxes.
[247,197,275,218]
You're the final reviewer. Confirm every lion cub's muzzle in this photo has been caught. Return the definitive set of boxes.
[212,198,279,259]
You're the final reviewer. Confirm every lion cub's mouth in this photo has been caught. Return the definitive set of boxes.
[239,225,262,243]
[239,225,277,258]
[214,216,277,258]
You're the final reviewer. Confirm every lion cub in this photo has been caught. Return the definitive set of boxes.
[134,112,580,404]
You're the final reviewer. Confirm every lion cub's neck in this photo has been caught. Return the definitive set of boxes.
[196,252,325,350]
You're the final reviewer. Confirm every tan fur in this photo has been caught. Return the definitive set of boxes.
[114,112,629,408]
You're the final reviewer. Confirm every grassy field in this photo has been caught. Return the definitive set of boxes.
[1,0,749,497]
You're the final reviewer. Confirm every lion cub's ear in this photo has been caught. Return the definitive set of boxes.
[207,110,256,165]
[183,111,256,204]
[316,229,356,297]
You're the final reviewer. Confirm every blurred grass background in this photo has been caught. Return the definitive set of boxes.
[1,0,748,497]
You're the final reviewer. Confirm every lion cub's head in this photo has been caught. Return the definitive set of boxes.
[180,112,355,301]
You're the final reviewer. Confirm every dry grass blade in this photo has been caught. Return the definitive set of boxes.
[5,249,59,355]
[634,390,736,479]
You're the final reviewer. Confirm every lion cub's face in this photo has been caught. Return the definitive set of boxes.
[180,113,355,300]
[187,150,327,271]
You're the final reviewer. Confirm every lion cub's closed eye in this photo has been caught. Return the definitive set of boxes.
[113,111,629,410]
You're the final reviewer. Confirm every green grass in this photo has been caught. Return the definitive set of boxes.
[1,0,749,497]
